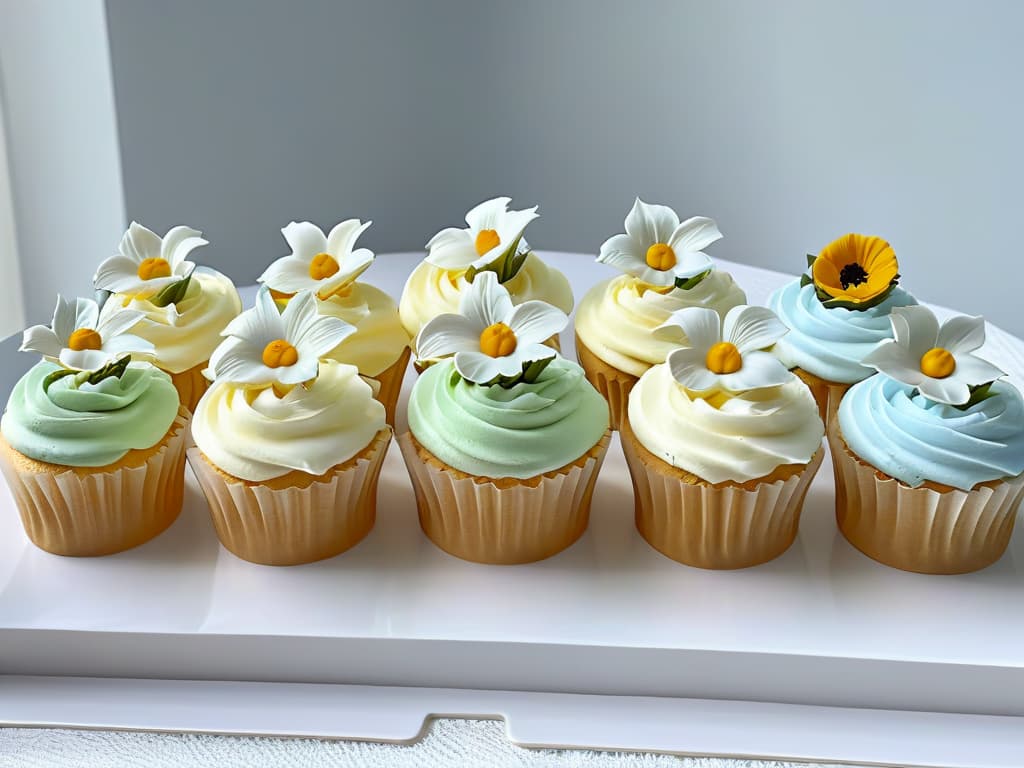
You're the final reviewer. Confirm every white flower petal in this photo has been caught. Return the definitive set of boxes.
[516,342,557,367]
[281,221,328,260]
[454,350,503,384]
[331,247,374,289]
[160,226,207,270]
[918,375,971,406]
[937,315,986,356]
[50,295,76,344]
[862,340,911,373]
[326,219,372,258]
[723,305,788,354]
[666,349,719,391]
[96,308,145,341]
[464,197,512,233]
[597,233,645,276]
[294,314,354,361]
[671,250,714,280]
[211,339,276,384]
[668,216,722,255]
[93,255,148,293]
[890,306,939,358]
[459,271,514,329]
[416,314,481,359]
[103,333,154,357]
[120,222,162,262]
[719,351,793,392]
[953,353,1005,386]
[73,297,99,332]
[495,206,539,246]
[19,325,64,358]
[258,256,316,293]
[221,286,284,343]
[492,350,526,378]
[425,227,478,269]
[658,307,721,354]
[506,300,567,345]
[624,198,680,246]
[275,356,320,386]
[59,348,113,371]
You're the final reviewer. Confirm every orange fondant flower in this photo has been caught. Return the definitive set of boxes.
[811,234,898,306]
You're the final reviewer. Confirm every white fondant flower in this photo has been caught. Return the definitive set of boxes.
[425,197,539,272]
[20,295,153,372]
[416,271,566,384]
[598,198,722,287]
[660,305,791,392]
[258,219,374,300]
[862,306,1005,405]
[94,222,207,294]
[208,287,355,387]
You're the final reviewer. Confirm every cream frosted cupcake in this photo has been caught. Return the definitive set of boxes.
[832,306,1024,574]
[400,197,573,353]
[0,295,188,556]
[188,287,390,566]
[258,219,411,426]
[94,222,242,412]
[576,198,746,429]
[622,305,824,569]
[400,272,610,565]
[768,234,917,424]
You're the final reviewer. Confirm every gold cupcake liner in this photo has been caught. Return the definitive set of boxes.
[398,430,611,564]
[621,420,824,569]
[0,408,190,557]
[829,425,1024,574]
[791,367,850,427]
[187,429,392,566]
[370,347,411,427]
[575,333,638,431]
[169,362,211,413]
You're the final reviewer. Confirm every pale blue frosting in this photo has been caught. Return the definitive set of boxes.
[838,375,1024,490]
[768,281,917,383]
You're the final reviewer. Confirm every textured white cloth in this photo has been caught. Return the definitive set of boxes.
[0,720,851,768]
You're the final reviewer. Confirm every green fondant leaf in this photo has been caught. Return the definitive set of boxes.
[955,381,998,411]
[816,275,901,312]
[85,355,133,386]
[799,273,814,288]
[150,267,195,308]
[465,236,529,285]
[674,269,711,291]
[519,355,555,384]
[41,368,78,393]
[806,253,818,269]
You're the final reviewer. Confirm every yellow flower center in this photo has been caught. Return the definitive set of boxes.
[479,322,517,358]
[705,341,742,374]
[137,257,172,281]
[645,243,676,271]
[262,339,299,368]
[920,347,956,379]
[68,328,102,351]
[309,253,340,281]
[475,229,501,256]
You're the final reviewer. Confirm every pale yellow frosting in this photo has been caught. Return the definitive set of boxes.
[99,269,242,374]
[316,282,410,377]
[574,272,746,377]
[399,254,574,347]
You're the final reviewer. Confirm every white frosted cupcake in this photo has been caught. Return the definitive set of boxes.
[258,219,411,426]
[399,197,573,353]
[94,222,242,411]
[576,198,746,429]
[188,287,389,566]
[622,305,825,569]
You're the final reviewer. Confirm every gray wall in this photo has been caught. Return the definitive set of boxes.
[107,0,1024,335]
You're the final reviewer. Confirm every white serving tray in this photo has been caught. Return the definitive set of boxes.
[2,254,1023,767]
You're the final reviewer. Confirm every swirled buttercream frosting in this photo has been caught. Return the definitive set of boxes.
[399,254,574,343]
[99,268,242,373]
[192,360,386,482]
[838,375,1024,490]
[768,280,917,383]
[317,282,410,377]
[407,357,609,479]
[628,363,824,484]
[1,361,180,467]
[575,272,746,377]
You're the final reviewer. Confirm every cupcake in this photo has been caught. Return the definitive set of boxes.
[188,287,390,566]
[576,198,746,429]
[0,295,188,556]
[258,219,411,426]
[94,222,242,411]
[400,272,610,565]
[621,305,825,569]
[768,233,917,424]
[399,197,573,354]
[832,306,1024,574]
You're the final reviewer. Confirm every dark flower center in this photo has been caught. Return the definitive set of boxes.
[839,262,869,289]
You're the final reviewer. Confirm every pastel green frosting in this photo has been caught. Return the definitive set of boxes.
[1,361,180,467]
[408,357,609,479]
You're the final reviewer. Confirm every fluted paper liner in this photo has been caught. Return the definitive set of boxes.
[188,429,391,566]
[621,421,824,569]
[792,367,850,427]
[0,407,190,556]
[829,425,1024,574]
[370,346,410,427]
[399,430,611,564]
[169,361,211,413]
[575,333,638,431]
